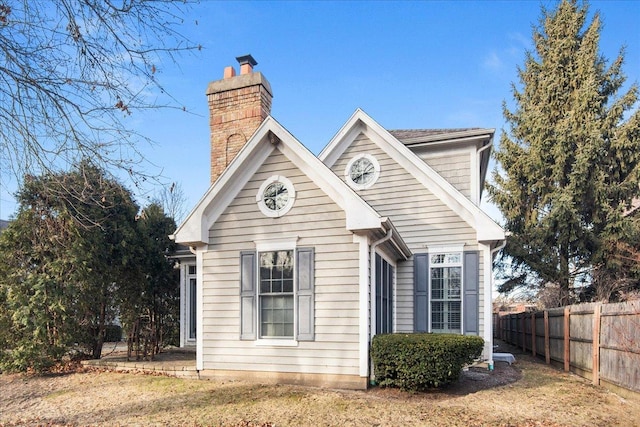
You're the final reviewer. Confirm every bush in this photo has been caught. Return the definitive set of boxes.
[104,324,122,342]
[371,333,484,391]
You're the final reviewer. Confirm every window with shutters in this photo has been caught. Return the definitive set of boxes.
[430,251,462,333]
[240,246,315,343]
[414,249,479,335]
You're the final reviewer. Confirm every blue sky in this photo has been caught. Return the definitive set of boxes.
[1,0,638,222]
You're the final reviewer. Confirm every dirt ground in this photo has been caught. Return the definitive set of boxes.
[1,343,639,427]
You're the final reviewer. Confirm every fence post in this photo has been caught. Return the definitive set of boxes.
[564,306,570,372]
[521,313,526,351]
[531,312,536,357]
[544,310,550,364]
[592,303,601,386]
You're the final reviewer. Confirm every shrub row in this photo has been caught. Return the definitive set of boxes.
[371,333,484,391]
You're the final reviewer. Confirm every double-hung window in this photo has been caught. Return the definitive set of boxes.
[259,250,294,338]
[430,252,462,333]
[414,249,479,335]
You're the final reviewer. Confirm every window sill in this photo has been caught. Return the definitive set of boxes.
[256,339,298,347]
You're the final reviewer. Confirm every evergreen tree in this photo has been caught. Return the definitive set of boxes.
[0,161,141,370]
[120,203,179,360]
[489,0,640,305]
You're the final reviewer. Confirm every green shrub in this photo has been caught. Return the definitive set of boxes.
[370,333,484,391]
[104,324,123,342]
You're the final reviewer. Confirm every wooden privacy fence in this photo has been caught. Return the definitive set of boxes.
[495,300,640,395]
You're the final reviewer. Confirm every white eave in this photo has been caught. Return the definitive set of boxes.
[320,108,506,244]
[172,116,397,247]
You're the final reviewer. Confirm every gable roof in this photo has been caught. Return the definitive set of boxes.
[319,109,505,244]
[172,115,411,258]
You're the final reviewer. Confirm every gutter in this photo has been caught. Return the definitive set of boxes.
[400,128,495,147]
[380,218,412,260]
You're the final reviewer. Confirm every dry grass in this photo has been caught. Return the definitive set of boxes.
[1,351,638,427]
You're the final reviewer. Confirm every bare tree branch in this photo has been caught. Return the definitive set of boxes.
[0,0,199,211]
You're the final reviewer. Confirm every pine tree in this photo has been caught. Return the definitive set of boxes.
[489,0,640,305]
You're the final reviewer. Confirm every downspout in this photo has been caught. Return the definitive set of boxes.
[476,140,492,203]
[491,239,506,258]
[477,139,492,156]
[368,228,393,383]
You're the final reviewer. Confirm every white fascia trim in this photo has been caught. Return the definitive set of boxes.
[319,109,367,165]
[354,233,370,378]
[173,118,280,246]
[361,111,505,242]
[195,247,205,371]
[174,114,385,245]
[400,129,495,146]
[480,242,494,363]
[275,125,383,231]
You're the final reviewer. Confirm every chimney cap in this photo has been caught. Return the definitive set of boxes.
[236,54,257,67]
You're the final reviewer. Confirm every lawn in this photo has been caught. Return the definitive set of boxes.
[1,348,638,426]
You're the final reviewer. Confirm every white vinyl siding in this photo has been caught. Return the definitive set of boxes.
[201,148,361,376]
[330,133,485,335]
[414,149,472,199]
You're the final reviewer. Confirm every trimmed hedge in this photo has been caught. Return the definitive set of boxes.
[371,333,484,391]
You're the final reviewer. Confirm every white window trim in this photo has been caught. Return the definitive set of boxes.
[255,339,299,347]
[255,241,299,345]
[256,175,296,218]
[371,249,397,336]
[426,244,465,254]
[427,245,464,334]
[255,237,299,252]
[184,263,197,344]
[344,153,380,190]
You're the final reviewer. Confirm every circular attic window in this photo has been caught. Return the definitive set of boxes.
[345,154,380,190]
[256,175,296,218]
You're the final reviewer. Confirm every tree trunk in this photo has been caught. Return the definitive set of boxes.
[91,300,106,359]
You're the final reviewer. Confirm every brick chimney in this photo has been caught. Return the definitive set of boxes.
[206,55,273,184]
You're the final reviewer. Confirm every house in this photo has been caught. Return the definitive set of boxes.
[172,55,506,389]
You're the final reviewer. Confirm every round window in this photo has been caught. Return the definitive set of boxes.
[256,175,296,217]
[345,154,380,190]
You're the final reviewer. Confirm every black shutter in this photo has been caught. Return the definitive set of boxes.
[463,251,479,335]
[414,253,429,332]
[296,247,315,341]
[240,251,256,340]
